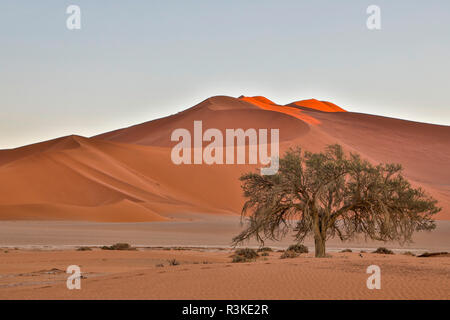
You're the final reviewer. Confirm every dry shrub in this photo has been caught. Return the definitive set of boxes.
[101,243,136,251]
[287,244,308,254]
[280,250,299,259]
[373,247,394,255]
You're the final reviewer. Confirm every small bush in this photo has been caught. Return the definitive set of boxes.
[232,255,248,263]
[418,252,449,257]
[261,252,269,257]
[403,251,415,256]
[280,250,299,259]
[373,247,394,255]
[234,248,259,259]
[287,244,308,254]
[340,249,352,253]
[77,247,92,251]
[257,247,273,253]
[101,243,135,251]
[168,258,180,266]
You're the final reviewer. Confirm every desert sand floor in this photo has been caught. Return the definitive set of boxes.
[0,248,448,300]
[0,214,449,253]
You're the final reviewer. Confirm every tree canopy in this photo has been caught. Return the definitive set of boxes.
[233,144,440,257]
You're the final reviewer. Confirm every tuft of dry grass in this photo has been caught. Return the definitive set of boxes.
[167,258,180,266]
[373,247,394,255]
[231,248,259,263]
[101,243,136,251]
[280,250,299,259]
[76,246,92,251]
[418,252,449,257]
[287,244,308,254]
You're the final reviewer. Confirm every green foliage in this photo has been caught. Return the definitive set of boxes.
[233,144,440,257]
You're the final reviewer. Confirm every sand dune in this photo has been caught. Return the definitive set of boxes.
[287,98,347,112]
[0,95,449,221]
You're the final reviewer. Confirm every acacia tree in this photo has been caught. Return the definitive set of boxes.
[233,144,440,257]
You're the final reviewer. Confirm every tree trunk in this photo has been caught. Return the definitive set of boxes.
[312,211,327,258]
[314,234,326,258]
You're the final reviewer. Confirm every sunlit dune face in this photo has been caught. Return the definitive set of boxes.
[290,99,347,112]
[239,96,321,125]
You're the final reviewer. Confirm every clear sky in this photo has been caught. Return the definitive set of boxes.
[1,0,449,149]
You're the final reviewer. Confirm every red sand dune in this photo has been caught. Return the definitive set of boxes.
[0,95,449,221]
[288,98,347,112]
[239,96,321,125]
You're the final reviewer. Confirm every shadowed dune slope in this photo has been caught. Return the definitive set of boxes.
[0,95,449,220]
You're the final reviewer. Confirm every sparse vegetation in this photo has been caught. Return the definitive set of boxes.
[167,258,180,266]
[101,243,136,251]
[257,247,273,253]
[287,244,309,254]
[233,145,440,257]
[231,248,259,263]
[261,252,269,256]
[373,247,394,255]
[234,248,259,259]
[232,255,248,263]
[280,250,299,259]
[76,246,92,251]
[403,251,415,256]
[418,252,449,257]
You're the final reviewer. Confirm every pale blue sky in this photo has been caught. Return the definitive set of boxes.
[1,0,449,148]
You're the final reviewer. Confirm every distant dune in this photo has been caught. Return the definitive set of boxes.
[1,95,449,221]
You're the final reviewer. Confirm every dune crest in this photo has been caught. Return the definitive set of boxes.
[0,95,449,221]
[288,98,347,112]
[239,95,321,125]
